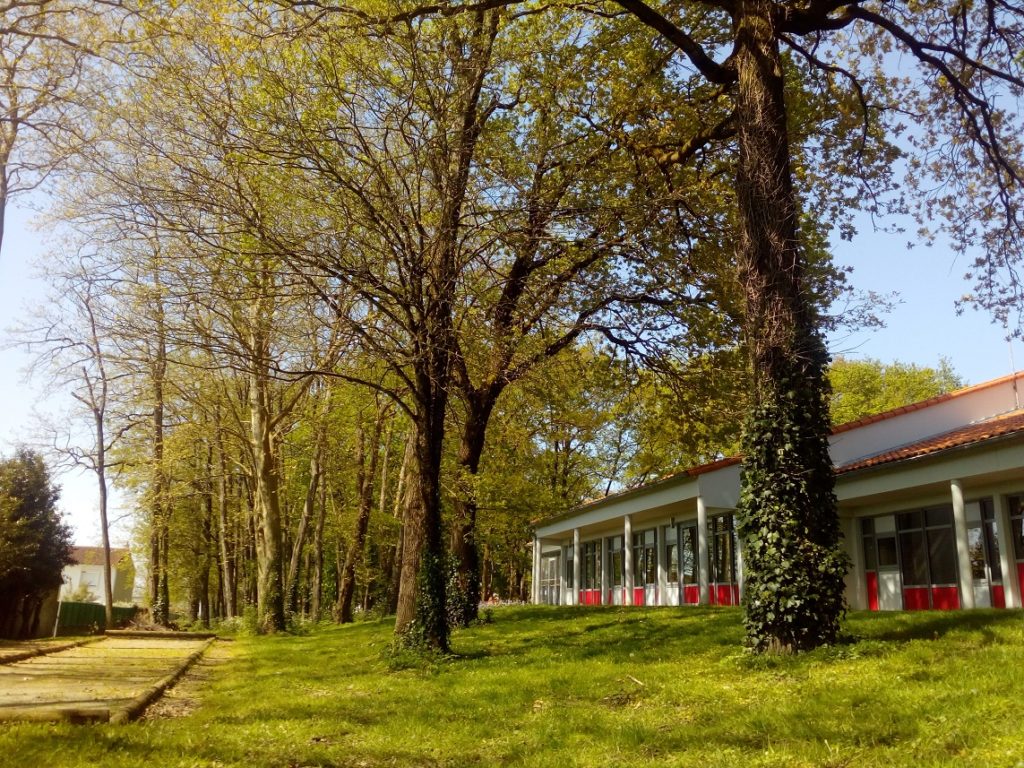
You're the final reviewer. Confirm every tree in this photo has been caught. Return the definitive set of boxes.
[0,447,72,639]
[0,1,108,253]
[830,357,964,425]
[304,0,1024,652]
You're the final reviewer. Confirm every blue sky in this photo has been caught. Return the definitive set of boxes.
[2,196,1022,545]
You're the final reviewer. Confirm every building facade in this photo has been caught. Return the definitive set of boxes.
[532,372,1024,612]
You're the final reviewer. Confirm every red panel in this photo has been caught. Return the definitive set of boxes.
[714,585,735,606]
[903,587,929,610]
[992,585,1006,609]
[866,572,879,611]
[683,585,700,605]
[930,586,960,610]
[633,588,645,606]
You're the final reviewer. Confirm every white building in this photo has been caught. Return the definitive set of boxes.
[532,372,1024,612]
[60,546,135,605]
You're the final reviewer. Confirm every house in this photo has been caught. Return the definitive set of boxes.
[532,371,1024,612]
[60,546,135,605]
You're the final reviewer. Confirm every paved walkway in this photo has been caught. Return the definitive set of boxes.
[0,635,214,723]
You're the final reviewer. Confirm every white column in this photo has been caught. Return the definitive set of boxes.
[697,496,710,605]
[656,526,668,605]
[735,530,744,602]
[844,517,867,611]
[624,514,634,605]
[600,536,609,604]
[573,528,582,607]
[532,536,542,604]
[951,479,976,609]
[994,494,1020,609]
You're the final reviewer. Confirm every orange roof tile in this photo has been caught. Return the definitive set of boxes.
[838,409,1024,474]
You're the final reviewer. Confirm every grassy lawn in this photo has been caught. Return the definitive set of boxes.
[2,606,1023,767]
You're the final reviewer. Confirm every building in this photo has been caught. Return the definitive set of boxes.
[60,546,135,605]
[532,371,1024,612]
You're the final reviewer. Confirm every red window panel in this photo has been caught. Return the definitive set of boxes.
[930,586,960,610]
[903,587,930,610]
[866,572,879,611]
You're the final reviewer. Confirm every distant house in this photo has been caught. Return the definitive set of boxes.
[533,371,1024,613]
[60,546,135,605]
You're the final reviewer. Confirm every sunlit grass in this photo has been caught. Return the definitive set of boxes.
[2,606,1023,766]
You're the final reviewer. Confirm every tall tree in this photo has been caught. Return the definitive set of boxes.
[0,448,72,639]
[298,0,1024,652]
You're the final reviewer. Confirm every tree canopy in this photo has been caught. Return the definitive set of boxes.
[0,447,72,639]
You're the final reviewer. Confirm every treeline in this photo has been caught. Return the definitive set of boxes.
[18,2,763,643]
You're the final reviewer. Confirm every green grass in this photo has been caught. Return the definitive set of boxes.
[2,606,1024,766]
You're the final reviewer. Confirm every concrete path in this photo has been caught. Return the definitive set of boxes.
[0,635,214,723]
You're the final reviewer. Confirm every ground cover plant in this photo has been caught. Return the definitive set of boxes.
[1,606,1023,767]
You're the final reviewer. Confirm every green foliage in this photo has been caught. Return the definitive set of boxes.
[0,448,73,639]
[830,356,964,425]
[737,345,849,653]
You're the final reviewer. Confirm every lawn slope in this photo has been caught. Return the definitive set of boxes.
[1,606,1023,767]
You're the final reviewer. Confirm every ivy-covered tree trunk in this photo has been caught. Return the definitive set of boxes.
[732,0,847,653]
[448,395,495,627]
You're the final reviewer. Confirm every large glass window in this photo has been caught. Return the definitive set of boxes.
[608,535,623,588]
[632,529,656,586]
[583,540,601,590]
[861,517,877,571]
[666,530,679,584]
[565,547,574,591]
[1010,495,1024,561]
[710,514,736,584]
[681,525,698,584]
[896,505,957,588]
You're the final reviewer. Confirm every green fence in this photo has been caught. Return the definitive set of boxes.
[55,602,138,635]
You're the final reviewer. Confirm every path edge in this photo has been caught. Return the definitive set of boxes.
[0,636,105,665]
[108,636,217,724]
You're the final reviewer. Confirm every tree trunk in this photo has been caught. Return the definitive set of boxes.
[309,476,328,620]
[449,395,495,626]
[732,0,846,653]
[215,412,237,618]
[251,363,286,632]
[287,435,323,614]
[337,412,385,623]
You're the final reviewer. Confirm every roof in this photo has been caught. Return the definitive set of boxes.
[830,370,1024,434]
[69,546,132,567]
[837,408,1024,474]
[532,456,740,527]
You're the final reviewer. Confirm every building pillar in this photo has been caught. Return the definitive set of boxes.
[843,517,867,611]
[532,536,542,605]
[624,514,634,605]
[656,526,668,605]
[735,530,744,602]
[697,496,710,605]
[994,494,1020,609]
[573,528,582,607]
[600,536,609,604]
[951,479,976,609]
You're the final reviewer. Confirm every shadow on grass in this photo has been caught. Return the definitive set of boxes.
[848,608,1023,642]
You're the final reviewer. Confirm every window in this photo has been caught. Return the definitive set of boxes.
[1010,495,1024,561]
[665,527,679,584]
[895,505,957,588]
[681,526,697,584]
[861,518,877,571]
[710,514,736,584]
[583,541,601,590]
[633,529,656,586]
[608,535,623,588]
[565,547,574,591]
